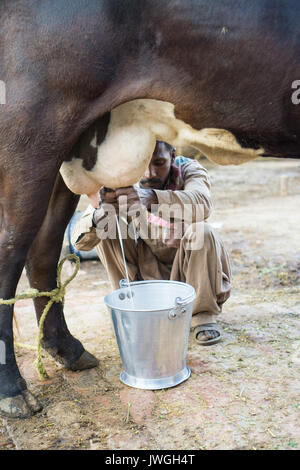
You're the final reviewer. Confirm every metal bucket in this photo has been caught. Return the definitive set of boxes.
[104,279,196,390]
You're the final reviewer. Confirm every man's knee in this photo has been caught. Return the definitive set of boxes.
[182,222,214,251]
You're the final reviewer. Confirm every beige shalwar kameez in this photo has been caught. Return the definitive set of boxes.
[72,159,232,327]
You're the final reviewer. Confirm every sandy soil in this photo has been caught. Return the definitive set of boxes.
[0,158,299,450]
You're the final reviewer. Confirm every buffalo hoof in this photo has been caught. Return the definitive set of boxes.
[0,390,42,419]
[42,335,99,371]
[68,350,99,371]
[21,390,43,413]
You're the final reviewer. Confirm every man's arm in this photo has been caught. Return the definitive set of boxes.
[151,160,213,223]
[71,205,103,251]
[72,186,127,251]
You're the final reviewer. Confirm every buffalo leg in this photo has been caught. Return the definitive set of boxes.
[0,163,60,418]
[25,174,99,371]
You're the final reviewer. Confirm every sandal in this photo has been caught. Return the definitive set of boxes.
[193,323,222,346]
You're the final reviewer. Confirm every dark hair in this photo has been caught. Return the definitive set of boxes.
[156,140,175,155]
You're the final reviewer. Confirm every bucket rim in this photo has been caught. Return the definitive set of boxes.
[104,279,196,312]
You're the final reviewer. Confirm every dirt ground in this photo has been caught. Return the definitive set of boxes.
[0,158,299,450]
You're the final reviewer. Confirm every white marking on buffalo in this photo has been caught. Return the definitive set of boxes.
[60,99,264,195]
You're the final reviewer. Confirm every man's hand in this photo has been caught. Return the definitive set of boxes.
[114,186,158,215]
[90,186,158,225]
[87,188,117,211]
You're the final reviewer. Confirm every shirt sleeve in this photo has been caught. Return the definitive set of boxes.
[152,160,213,223]
[71,205,102,251]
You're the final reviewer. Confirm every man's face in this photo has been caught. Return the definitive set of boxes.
[139,142,174,189]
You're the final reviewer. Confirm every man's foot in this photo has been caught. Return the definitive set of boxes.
[193,323,221,345]
[42,334,99,371]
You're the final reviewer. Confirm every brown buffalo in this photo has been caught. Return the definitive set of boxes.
[1,0,300,418]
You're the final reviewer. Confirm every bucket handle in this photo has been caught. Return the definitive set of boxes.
[175,293,195,307]
[119,279,195,318]
[169,293,194,320]
[120,278,131,288]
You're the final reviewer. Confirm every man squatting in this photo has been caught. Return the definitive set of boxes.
[72,141,232,344]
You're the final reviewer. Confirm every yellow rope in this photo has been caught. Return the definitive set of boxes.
[0,254,80,380]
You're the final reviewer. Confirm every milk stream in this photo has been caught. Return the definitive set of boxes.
[115,215,135,308]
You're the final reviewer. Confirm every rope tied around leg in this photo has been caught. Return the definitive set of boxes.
[0,254,80,380]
